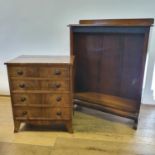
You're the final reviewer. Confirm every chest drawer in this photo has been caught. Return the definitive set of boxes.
[39,67,69,78]
[41,80,70,91]
[8,66,39,77]
[12,94,42,105]
[11,80,40,90]
[14,107,42,119]
[12,93,71,107]
[43,107,71,120]
[8,66,69,78]
[11,80,70,91]
[44,94,71,107]
[14,107,71,120]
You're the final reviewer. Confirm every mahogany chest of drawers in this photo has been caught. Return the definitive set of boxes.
[5,55,74,133]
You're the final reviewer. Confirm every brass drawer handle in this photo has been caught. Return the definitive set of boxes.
[17,71,23,75]
[54,69,61,75]
[56,83,61,88]
[56,96,62,102]
[19,84,26,88]
[22,111,27,116]
[56,112,62,116]
[20,97,26,102]
[51,83,61,89]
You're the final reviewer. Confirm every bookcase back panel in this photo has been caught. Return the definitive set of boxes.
[74,32,145,101]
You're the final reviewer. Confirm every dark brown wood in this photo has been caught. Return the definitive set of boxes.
[74,99,137,120]
[8,66,70,78]
[14,120,20,132]
[5,55,74,133]
[69,18,154,26]
[12,93,71,107]
[69,18,154,128]
[75,92,139,113]
[66,121,73,133]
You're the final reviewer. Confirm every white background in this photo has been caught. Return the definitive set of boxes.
[0,0,155,104]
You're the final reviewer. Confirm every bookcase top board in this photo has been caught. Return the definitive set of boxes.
[68,18,154,27]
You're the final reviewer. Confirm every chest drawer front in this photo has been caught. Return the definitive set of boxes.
[12,93,71,107]
[43,107,71,120]
[42,80,70,91]
[14,107,29,119]
[11,80,40,91]
[8,66,39,77]
[11,80,70,91]
[12,94,42,105]
[39,67,69,78]
[8,66,69,78]
[44,94,71,107]
[14,107,71,120]
[14,107,42,119]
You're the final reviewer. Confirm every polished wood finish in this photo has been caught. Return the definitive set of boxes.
[79,18,154,26]
[5,55,74,133]
[12,93,71,107]
[75,92,139,113]
[6,55,74,64]
[68,18,154,26]
[8,66,70,78]
[69,18,154,128]
[11,79,70,91]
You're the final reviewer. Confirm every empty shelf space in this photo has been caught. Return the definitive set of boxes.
[74,92,139,113]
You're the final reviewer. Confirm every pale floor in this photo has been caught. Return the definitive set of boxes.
[0,96,155,155]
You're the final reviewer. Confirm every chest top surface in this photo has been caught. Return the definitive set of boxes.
[5,55,74,65]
